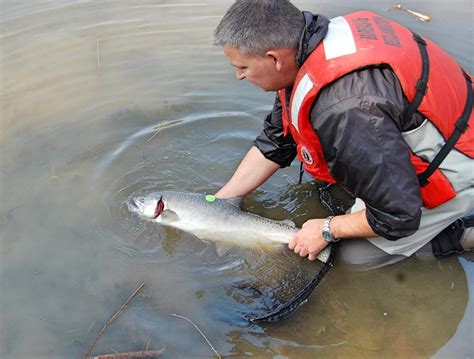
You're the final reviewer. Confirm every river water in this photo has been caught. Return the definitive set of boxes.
[1,0,473,358]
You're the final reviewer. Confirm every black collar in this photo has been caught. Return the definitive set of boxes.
[296,12,330,66]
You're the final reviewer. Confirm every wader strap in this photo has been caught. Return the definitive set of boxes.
[418,71,473,186]
[403,33,429,122]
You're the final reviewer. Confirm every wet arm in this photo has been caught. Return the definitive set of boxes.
[215,146,280,198]
[289,209,378,261]
[216,95,296,199]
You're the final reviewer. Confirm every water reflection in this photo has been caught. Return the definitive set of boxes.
[434,255,474,358]
[1,0,472,358]
[228,256,469,358]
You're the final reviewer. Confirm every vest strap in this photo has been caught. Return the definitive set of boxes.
[298,161,304,184]
[403,32,429,122]
[418,71,473,186]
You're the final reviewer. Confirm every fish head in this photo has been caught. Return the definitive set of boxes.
[128,192,182,224]
[128,193,169,222]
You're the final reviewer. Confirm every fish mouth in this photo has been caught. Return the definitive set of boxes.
[127,195,164,219]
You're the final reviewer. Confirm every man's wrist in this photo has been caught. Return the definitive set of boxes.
[321,216,340,243]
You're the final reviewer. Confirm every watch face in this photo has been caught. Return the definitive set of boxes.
[322,230,332,242]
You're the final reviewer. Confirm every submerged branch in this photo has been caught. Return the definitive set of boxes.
[170,313,221,358]
[84,282,146,358]
[85,347,165,359]
[97,36,101,79]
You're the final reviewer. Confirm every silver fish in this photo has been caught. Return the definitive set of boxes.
[127,191,331,263]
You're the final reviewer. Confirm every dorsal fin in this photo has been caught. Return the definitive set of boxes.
[223,196,244,208]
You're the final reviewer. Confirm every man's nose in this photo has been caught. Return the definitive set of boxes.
[235,68,246,80]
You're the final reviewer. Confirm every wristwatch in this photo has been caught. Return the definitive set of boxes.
[321,216,340,243]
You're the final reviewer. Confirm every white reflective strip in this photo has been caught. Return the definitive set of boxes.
[402,119,474,192]
[291,73,314,132]
[323,16,356,60]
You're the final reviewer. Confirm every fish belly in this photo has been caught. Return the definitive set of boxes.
[172,221,292,247]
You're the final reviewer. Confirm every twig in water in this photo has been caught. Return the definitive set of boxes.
[65,147,109,165]
[5,204,25,220]
[50,164,60,181]
[86,321,96,334]
[145,119,184,146]
[84,282,146,358]
[389,4,431,22]
[153,119,183,130]
[170,313,221,359]
[145,129,161,144]
[85,348,165,359]
[97,36,101,79]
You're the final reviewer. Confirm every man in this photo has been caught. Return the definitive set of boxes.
[213,0,473,268]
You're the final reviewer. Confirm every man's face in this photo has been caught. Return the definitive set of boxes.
[223,45,296,92]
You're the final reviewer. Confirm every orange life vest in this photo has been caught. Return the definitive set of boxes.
[280,10,473,209]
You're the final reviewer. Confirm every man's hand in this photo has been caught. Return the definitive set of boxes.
[215,146,280,199]
[288,219,329,261]
[288,210,377,261]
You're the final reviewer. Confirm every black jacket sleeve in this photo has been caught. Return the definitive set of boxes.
[311,68,423,240]
[254,94,297,167]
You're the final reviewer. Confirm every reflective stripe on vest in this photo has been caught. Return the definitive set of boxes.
[323,16,356,60]
[291,74,313,133]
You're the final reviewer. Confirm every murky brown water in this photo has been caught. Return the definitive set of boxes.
[1,0,473,358]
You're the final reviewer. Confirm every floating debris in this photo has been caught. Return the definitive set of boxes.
[389,4,431,22]
[316,325,327,336]
[50,164,60,181]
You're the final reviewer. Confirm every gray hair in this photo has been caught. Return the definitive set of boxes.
[214,0,305,55]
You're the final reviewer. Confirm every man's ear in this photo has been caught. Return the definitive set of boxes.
[265,50,283,71]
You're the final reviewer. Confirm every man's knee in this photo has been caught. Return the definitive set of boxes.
[337,238,407,270]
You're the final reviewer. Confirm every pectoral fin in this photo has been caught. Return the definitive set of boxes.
[160,210,179,223]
